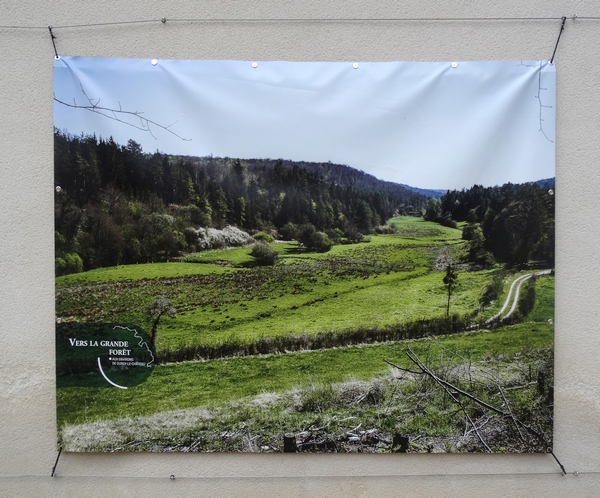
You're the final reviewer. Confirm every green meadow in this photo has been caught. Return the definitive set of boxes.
[57,321,553,425]
[57,218,495,352]
[56,216,554,452]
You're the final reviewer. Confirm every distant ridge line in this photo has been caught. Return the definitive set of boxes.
[400,177,556,199]
[398,184,447,199]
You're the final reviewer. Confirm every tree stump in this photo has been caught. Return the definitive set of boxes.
[392,434,409,453]
[283,433,297,453]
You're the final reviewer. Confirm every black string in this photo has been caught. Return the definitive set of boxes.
[11,15,600,30]
[7,469,597,479]
[550,450,567,476]
[51,447,63,478]
[0,16,581,30]
[550,16,567,64]
[155,16,565,23]
[48,25,59,59]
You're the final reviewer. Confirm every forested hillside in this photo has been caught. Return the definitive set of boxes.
[54,130,427,274]
[426,182,554,267]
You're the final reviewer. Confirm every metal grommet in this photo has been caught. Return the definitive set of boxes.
[252,62,258,68]
[352,63,359,69]
[54,55,61,60]
[451,62,458,68]
[151,59,158,66]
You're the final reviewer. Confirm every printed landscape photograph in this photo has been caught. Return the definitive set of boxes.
[54,57,555,453]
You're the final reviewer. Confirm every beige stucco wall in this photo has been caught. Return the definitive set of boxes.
[1,1,599,496]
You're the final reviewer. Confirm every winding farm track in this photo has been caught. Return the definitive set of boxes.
[486,269,553,323]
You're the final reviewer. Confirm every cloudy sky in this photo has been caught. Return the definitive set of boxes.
[54,56,555,190]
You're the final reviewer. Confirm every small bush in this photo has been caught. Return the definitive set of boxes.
[55,252,83,276]
[278,222,297,241]
[250,241,278,266]
[518,278,536,317]
[253,232,275,243]
[480,272,504,307]
[440,215,457,229]
[296,223,317,246]
[192,226,254,251]
[375,225,396,235]
[308,231,333,252]
[324,228,342,244]
[470,249,496,268]
[462,223,478,241]
[184,227,199,246]
[296,384,340,413]
[294,224,333,252]
[344,227,364,243]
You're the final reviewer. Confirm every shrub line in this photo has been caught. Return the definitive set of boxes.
[156,315,474,364]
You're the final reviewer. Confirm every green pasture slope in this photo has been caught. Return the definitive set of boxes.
[57,319,554,427]
[56,261,234,285]
[56,216,555,438]
[57,217,486,353]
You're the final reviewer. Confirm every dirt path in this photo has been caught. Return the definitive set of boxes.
[486,269,552,323]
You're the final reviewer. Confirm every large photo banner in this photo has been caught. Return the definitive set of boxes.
[54,57,555,453]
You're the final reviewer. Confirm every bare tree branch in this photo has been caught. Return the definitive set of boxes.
[405,347,505,415]
[54,96,191,141]
[383,358,423,375]
[426,339,528,444]
[54,65,191,141]
[518,60,554,143]
[399,346,547,443]
[496,381,527,444]
[404,348,492,452]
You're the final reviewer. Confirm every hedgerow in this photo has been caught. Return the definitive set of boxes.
[157,315,473,364]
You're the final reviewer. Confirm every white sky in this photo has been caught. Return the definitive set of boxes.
[54,56,555,190]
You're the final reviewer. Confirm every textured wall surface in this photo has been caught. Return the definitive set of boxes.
[1,1,599,496]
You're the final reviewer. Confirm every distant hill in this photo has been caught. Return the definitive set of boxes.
[533,177,555,189]
[241,158,428,207]
[398,184,448,199]
[399,178,555,199]
[183,155,430,216]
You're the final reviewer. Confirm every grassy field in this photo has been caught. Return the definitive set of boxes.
[57,217,496,353]
[56,261,234,285]
[56,216,554,453]
[57,320,553,425]
[58,319,554,452]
